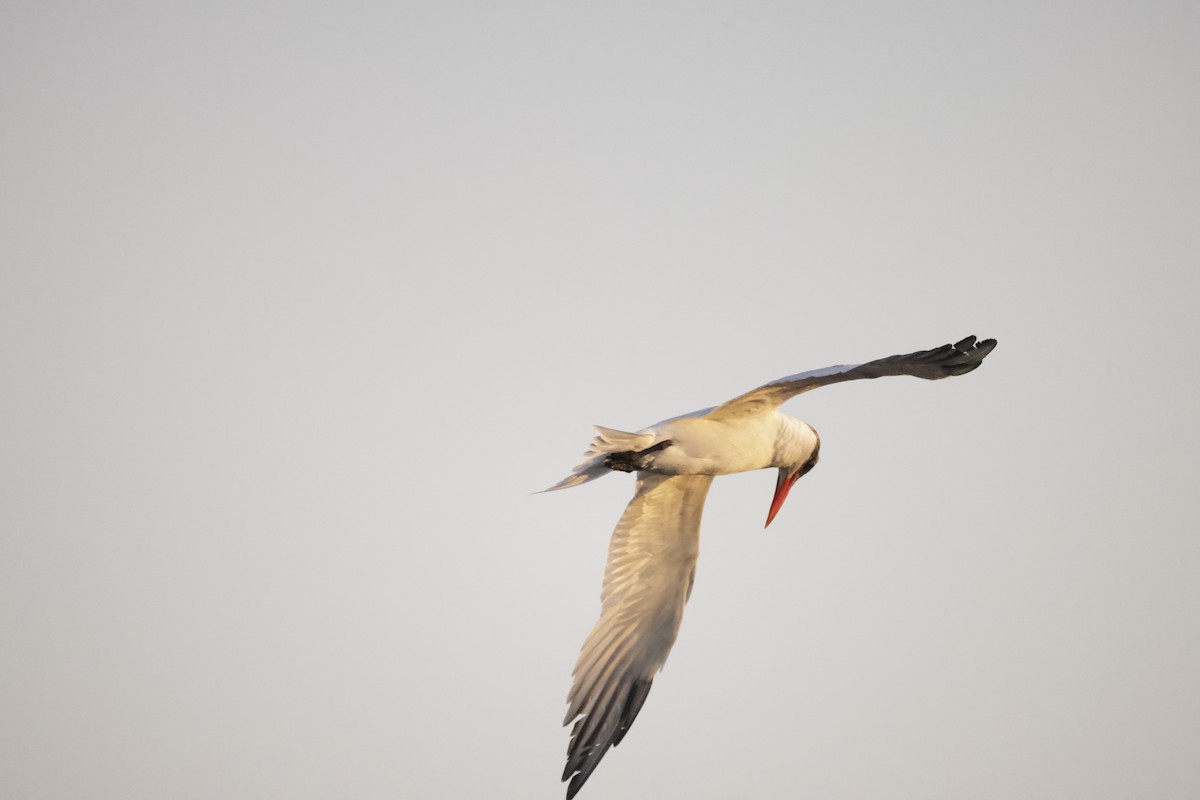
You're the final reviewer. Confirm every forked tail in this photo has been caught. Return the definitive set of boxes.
[541,426,658,492]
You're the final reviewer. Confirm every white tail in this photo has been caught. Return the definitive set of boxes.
[589,426,657,455]
[542,426,657,492]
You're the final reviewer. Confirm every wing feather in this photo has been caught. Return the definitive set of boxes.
[705,335,998,420]
[562,472,714,799]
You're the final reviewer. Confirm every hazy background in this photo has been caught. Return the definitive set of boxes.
[2,2,1198,798]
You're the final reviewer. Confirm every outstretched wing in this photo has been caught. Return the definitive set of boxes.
[563,473,714,799]
[706,334,998,420]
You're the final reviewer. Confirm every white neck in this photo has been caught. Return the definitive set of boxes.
[772,416,819,469]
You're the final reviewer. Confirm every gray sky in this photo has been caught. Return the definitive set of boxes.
[2,2,1198,798]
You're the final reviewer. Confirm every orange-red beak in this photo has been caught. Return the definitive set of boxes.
[765,468,800,528]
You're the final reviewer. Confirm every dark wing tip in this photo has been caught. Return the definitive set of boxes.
[562,677,655,799]
[930,334,997,378]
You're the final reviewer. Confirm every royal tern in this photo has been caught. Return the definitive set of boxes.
[547,335,998,799]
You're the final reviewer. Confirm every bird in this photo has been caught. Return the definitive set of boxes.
[545,335,998,799]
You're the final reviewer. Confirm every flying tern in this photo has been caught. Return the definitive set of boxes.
[546,335,998,798]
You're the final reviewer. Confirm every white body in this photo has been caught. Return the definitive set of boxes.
[547,410,817,492]
[646,411,816,475]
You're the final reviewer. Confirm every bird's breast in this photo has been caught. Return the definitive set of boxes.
[649,415,778,476]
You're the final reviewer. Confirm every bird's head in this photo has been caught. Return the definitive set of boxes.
[766,425,820,528]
